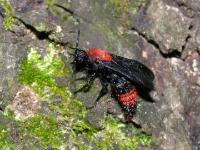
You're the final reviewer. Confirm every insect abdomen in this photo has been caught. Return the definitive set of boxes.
[118,88,137,107]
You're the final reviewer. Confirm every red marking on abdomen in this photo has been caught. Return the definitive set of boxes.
[86,48,112,62]
[118,88,137,107]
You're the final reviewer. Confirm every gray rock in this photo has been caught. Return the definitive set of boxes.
[0,0,200,149]
[175,0,200,11]
[132,0,191,54]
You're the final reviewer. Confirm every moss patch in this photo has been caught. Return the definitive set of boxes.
[0,0,14,30]
[18,43,69,97]
[16,43,153,149]
[91,116,152,150]
[129,0,146,14]
[23,115,63,148]
[35,23,48,32]
[105,0,145,27]
[45,0,71,21]
[0,125,13,149]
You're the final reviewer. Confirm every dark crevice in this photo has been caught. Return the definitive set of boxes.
[181,35,191,51]
[0,105,4,111]
[0,7,5,18]
[13,16,69,46]
[133,1,196,60]
[54,3,92,24]
[54,3,74,15]
[182,49,200,61]
[131,22,195,60]
[188,24,193,30]
[17,17,52,40]
[131,27,161,51]
[181,23,193,56]
[197,50,200,56]
[160,50,182,58]
[131,27,183,59]
[175,0,200,12]
[130,122,142,129]
[147,39,160,50]
[173,0,200,18]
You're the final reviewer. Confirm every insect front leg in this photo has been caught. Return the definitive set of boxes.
[74,73,96,94]
[93,78,109,107]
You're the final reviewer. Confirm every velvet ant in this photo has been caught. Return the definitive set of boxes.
[71,30,154,120]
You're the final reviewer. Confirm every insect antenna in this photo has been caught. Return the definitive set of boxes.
[69,28,84,51]
[68,26,83,56]
[75,28,80,49]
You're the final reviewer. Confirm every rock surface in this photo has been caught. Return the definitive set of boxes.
[0,0,199,149]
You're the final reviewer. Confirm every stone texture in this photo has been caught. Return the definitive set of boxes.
[0,0,200,149]
[175,0,200,11]
[132,0,191,54]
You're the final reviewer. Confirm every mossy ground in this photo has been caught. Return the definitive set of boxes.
[45,0,71,21]
[0,0,153,149]
[3,43,152,149]
[106,0,146,27]
[0,0,14,30]
[0,124,13,149]
[0,45,153,149]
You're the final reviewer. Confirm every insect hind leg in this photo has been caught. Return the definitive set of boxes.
[88,78,109,109]
[96,78,109,102]
[73,73,96,94]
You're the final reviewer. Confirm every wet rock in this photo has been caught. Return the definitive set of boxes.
[175,0,200,11]
[132,37,193,150]
[11,0,43,13]
[0,0,199,149]
[86,106,106,130]
[132,0,191,54]
[0,31,27,106]
[182,17,200,57]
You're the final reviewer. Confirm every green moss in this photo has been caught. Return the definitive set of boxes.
[35,23,48,32]
[45,0,57,7]
[90,116,152,150]
[129,0,146,14]
[107,0,127,15]
[0,0,14,30]
[18,43,69,97]
[102,0,145,27]
[17,43,90,148]
[45,0,71,21]
[23,115,63,148]
[0,125,13,149]
[17,43,152,149]
[108,0,145,14]
[45,0,69,8]
[94,22,137,52]
[51,7,70,21]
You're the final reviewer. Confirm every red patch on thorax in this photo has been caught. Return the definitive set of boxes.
[118,88,138,107]
[86,48,112,62]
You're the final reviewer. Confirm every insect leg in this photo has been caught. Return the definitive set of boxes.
[94,78,109,106]
[74,73,96,94]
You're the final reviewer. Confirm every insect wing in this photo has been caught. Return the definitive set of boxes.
[102,55,155,89]
[113,55,154,81]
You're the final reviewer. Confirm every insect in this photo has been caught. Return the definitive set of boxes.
[71,30,154,120]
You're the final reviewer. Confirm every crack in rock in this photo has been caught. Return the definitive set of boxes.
[130,0,196,60]
[131,27,183,59]
[174,0,200,14]
[13,16,69,46]
[54,3,74,15]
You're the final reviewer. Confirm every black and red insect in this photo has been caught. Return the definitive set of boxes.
[71,30,154,119]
